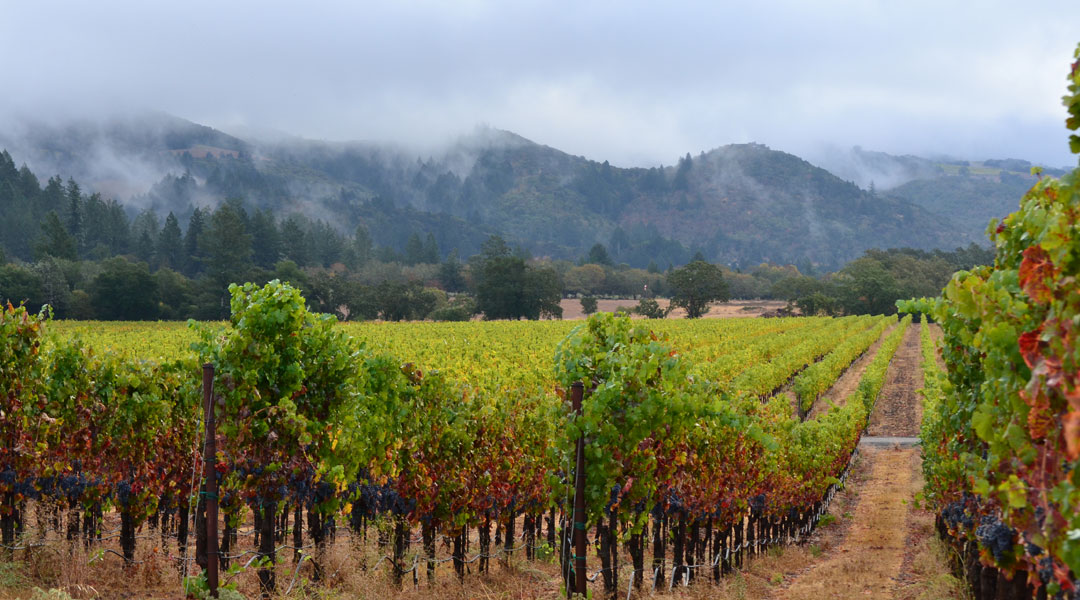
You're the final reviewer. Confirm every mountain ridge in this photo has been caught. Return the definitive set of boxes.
[0,112,1023,269]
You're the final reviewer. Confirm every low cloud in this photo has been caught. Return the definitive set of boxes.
[1,0,1077,170]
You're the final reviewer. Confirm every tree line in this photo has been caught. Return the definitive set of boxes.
[0,150,992,321]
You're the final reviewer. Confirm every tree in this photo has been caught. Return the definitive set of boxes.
[34,211,77,261]
[795,291,839,316]
[154,267,194,319]
[564,264,607,296]
[90,258,159,320]
[375,280,437,321]
[479,235,511,260]
[157,212,184,270]
[580,296,598,315]
[65,178,83,255]
[633,298,669,319]
[279,215,310,266]
[476,253,563,320]
[609,227,630,258]
[587,243,613,266]
[666,260,728,318]
[476,255,528,319]
[404,232,425,266]
[0,264,44,312]
[422,233,440,264]
[521,265,563,319]
[308,219,344,267]
[271,259,308,289]
[836,257,901,315]
[672,153,693,191]
[135,229,155,264]
[769,274,823,302]
[131,209,159,264]
[32,258,71,317]
[184,208,206,275]
[438,249,466,292]
[352,224,373,268]
[200,203,253,287]
[250,209,281,269]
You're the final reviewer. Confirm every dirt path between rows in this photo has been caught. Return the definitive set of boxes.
[777,446,917,599]
[867,324,922,437]
[805,322,898,420]
[768,321,964,599]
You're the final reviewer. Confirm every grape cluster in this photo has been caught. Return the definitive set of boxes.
[941,500,974,532]
[0,469,37,499]
[115,480,132,507]
[975,515,1015,563]
[750,494,766,512]
[603,484,621,514]
[59,473,90,504]
[1037,556,1054,585]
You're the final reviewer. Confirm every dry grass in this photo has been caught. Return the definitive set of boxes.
[559,299,789,320]
[0,451,870,599]
[0,497,860,600]
[896,451,968,600]
[866,325,923,437]
[779,447,913,599]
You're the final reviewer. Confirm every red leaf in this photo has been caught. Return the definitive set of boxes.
[1021,387,1053,441]
[1018,327,1044,370]
[1018,246,1057,304]
[1063,411,1080,461]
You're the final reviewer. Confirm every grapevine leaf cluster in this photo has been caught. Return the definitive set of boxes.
[899,43,1080,594]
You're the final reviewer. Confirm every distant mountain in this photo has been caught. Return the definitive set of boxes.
[809,146,947,190]
[0,113,989,269]
[886,173,1037,241]
[0,112,249,201]
[808,146,1069,242]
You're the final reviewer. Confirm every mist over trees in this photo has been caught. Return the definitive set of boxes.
[0,111,1009,276]
[0,147,995,321]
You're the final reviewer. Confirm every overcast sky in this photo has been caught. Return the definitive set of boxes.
[2,0,1078,167]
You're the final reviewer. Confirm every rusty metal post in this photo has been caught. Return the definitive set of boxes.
[202,363,219,598]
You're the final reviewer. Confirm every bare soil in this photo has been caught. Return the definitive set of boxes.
[558,299,789,320]
[866,324,922,437]
[806,322,898,420]
[773,320,964,600]
[654,447,872,600]
[777,446,916,599]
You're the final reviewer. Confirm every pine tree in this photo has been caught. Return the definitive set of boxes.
[184,208,206,275]
[65,178,83,256]
[404,232,425,266]
[200,203,253,286]
[250,209,281,269]
[279,216,310,266]
[353,224,373,267]
[34,210,77,261]
[423,233,440,264]
[157,212,184,270]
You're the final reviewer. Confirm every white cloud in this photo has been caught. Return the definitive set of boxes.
[1,0,1077,167]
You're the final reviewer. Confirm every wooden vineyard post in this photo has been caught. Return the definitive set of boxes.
[569,381,587,598]
[202,363,219,598]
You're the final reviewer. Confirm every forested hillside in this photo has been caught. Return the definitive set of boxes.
[809,145,1066,242]
[1,114,974,270]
